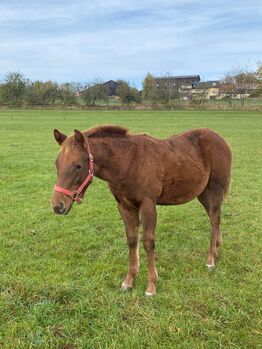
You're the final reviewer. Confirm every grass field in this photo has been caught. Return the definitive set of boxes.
[0,110,261,349]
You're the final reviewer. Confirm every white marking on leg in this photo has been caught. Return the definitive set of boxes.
[121,282,132,291]
[206,263,215,271]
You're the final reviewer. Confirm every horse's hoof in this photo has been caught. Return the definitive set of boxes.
[121,282,132,292]
[145,290,156,297]
[206,263,215,271]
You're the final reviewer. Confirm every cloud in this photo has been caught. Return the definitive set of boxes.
[0,0,261,86]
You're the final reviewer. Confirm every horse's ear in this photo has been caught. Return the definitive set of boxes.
[54,129,67,145]
[74,129,85,147]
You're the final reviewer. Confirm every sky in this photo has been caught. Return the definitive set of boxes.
[0,0,261,88]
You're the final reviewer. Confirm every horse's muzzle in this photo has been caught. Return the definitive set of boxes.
[52,201,70,215]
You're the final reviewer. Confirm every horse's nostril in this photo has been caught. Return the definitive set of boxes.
[53,201,66,214]
[58,201,65,211]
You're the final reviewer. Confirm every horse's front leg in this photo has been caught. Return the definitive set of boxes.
[118,203,140,291]
[140,198,158,296]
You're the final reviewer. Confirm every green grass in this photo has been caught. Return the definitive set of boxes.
[0,110,261,349]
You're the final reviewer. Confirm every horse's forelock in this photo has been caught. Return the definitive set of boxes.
[62,135,82,153]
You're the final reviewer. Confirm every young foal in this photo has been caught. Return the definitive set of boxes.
[51,125,232,296]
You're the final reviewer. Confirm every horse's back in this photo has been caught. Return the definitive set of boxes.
[170,128,231,165]
[170,128,232,182]
[156,128,231,205]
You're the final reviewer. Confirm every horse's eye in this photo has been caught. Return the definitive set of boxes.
[76,164,82,170]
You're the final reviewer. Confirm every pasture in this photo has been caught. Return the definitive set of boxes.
[0,109,261,348]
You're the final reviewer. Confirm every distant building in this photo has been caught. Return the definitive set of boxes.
[154,75,201,100]
[103,80,118,96]
[192,81,221,100]
[75,89,86,97]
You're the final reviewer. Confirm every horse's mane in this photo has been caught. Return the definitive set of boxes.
[85,125,129,138]
[63,125,129,150]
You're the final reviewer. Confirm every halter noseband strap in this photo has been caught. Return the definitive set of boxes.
[54,141,94,204]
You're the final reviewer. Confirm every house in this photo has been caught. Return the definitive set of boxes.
[154,75,201,99]
[192,81,221,100]
[154,75,200,88]
[75,88,86,97]
[103,80,118,96]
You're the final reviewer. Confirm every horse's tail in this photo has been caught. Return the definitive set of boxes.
[224,175,231,199]
[223,152,232,199]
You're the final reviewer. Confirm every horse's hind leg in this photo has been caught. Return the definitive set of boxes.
[198,182,224,269]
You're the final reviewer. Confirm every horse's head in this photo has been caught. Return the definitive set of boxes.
[51,129,93,215]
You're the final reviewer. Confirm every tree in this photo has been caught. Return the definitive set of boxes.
[153,72,181,106]
[257,63,262,80]
[43,81,61,104]
[116,80,141,105]
[25,80,61,106]
[60,83,77,106]
[157,86,180,106]
[191,84,208,109]
[0,71,27,107]
[25,80,48,106]
[253,63,262,96]
[222,65,258,106]
[81,83,108,106]
[219,82,235,107]
[142,73,158,103]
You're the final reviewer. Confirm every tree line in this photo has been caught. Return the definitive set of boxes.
[0,64,261,108]
[0,72,141,108]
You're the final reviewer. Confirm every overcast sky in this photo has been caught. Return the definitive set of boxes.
[0,0,261,88]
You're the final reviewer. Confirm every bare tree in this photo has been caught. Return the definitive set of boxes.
[154,71,181,106]
[222,64,258,106]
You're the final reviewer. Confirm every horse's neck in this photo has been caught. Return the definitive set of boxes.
[90,137,134,184]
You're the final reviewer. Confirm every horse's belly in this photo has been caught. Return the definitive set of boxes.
[157,173,209,205]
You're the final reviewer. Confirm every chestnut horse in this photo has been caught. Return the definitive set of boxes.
[51,125,232,296]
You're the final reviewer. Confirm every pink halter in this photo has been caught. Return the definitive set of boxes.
[54,141,94,204]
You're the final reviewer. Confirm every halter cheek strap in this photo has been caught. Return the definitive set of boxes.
[53,142,94,204]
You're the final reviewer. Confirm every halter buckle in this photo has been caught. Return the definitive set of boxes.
[71,191,82,203]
